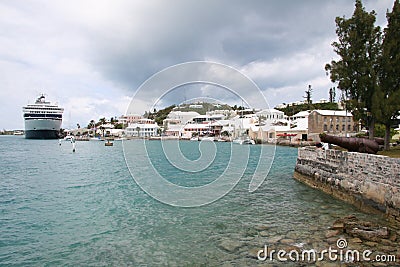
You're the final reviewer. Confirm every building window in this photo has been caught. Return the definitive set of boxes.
[348,125,351,131]
[323,124,328,131]
[342,125,345,131]
[336,124,339,131]
[324,117,327,122]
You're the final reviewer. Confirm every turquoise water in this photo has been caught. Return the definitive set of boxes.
[0,136,381,266]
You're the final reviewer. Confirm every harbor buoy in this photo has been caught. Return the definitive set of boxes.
[71,137,76,152]
[105,140,113,146]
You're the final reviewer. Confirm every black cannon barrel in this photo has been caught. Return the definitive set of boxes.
[320,133,379,154]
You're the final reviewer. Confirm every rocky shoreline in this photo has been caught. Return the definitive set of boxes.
[209,215,400,266]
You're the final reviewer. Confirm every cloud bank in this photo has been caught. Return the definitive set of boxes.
[0,0,394,129]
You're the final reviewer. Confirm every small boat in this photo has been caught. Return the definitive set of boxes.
[233,137,255,145]
[63,135,74,141]
[200,136,214,141]
[190,137,199,141]
[90,137,104,141]
[242,139,255,145]
[105,140,113,146]
[13,130,24,135]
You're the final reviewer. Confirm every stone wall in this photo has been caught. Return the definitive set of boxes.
[294,147,400,223]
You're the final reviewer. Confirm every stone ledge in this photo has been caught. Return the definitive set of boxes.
[294,147,400,225]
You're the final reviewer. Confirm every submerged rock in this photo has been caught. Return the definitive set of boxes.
[266,236,283,244]
[259,231,269,237]
[218,239,242,253]
[348,226,389,242]
[254,224,269,231]
[349,237,363,243]
[331,221,344,230]
[332,215,391,242]
[325,230,340,238]
[280,238,295,244]
[247,247,261,259]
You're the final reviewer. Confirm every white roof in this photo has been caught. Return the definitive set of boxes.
[168,111,200,117]
[193,115,210,119]
[260,125,272,131]
[183,123,210,130]
[256,108,284,115]
[290,118,308,131]
[271,125,291,132]
[166,124,184,131]
[210,119,231,126]
[239,117,256,129]
[127,123,159,129]
[292,111,310,118]
[312,110,352,116]
[250,125,259,132]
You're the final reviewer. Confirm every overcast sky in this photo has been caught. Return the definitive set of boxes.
[0,0,394,129]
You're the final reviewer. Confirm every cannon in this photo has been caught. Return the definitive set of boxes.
[320,133,380,154]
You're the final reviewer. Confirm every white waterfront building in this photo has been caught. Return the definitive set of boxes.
[255,108,285,121]
[163,111,200,129]
[126,119,159,137]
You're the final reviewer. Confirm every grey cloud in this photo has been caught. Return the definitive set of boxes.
[85,0,354,91]
[0,0,395,129]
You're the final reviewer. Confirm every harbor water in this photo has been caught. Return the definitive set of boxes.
[0,136,388,266]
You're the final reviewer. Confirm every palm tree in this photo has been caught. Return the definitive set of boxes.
[136,126,141,137]
[87,120,95,129]
[99,117,106,125]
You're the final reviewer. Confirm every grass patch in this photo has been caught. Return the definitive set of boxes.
[378,146,400,158]
[330,144,400,158]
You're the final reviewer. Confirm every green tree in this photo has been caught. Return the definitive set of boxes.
[98,117,106,125]
[373,0,400,150]
[87,119,95,129]
[373,124,396,139]
[114,123,124,129]
[325,0,381,139]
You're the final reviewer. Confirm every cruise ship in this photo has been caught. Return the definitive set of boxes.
[22,94,64,139]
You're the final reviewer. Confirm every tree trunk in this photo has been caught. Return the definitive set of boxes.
[384,123,391,151]
[368,117,375,139]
